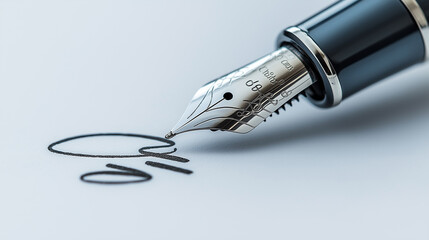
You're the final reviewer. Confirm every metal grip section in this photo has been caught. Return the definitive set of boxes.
[231,45,315,130]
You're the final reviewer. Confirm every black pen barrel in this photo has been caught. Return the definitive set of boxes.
[417,0,429,20]
[278,0,429,108]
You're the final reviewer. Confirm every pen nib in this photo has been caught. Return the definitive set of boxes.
[165,131,175,139]
[167,45,316,137]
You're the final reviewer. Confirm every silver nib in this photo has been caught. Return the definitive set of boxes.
[167,45,316,138]
[165,131,175,139]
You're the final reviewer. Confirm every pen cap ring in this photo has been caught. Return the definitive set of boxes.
[402,0,429,60]
[278,27,342,108]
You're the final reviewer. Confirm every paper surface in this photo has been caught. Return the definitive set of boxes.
[1,0,429,239]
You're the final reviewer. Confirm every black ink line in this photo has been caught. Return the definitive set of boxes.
[48,133,176,158]
[145,161,193,175]
[139,149,189,163]
[81,164,152,184]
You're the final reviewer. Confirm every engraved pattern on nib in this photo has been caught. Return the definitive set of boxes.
[187,75,234,120]
[187,84,215,119]
[171,77,244,135]
[237,92,277,118]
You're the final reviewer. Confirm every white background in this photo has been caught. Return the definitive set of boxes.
[1,0,429,239]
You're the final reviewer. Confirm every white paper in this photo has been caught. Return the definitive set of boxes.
[1,0,429,239]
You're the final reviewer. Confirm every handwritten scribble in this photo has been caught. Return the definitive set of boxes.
[47,133,193,185]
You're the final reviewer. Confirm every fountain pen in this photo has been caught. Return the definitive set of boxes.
[166,0,429,139]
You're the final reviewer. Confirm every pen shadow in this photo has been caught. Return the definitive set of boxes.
[190,74,429,153]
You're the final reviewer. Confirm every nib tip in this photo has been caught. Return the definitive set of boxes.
[165,131,176,139]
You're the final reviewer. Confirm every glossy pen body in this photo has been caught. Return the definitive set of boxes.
[167,0,429,138]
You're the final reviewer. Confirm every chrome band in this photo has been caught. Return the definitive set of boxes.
[285,27,343,107]
[401,0,429,60]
